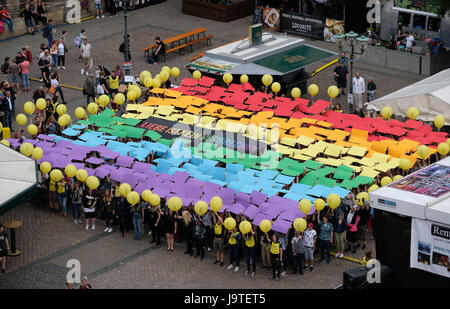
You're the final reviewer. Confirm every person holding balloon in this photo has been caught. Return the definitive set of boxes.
[116,195,130,237]
[131,199,145,241]
[102,189,115,233]
[56,176,68,218]
[212,212,225,266]
[48,173,58,212]
[267,233,283,281]
[193,212,206,259]
[227,226,241,272]
[182,209,194,256]
[83,187,98,231]
[345,206,360,253]
[164,209,177,251]
[243,225,256,277]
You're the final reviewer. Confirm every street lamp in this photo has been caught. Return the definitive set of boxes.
[121,0,131,76]
[334,32,370,113]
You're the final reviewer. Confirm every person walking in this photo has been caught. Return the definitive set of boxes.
[71,181,83,223]
[318,216,334,264]
[83,187,98,231]
[291,230,306,274]
[303,223,317,271]
[0,223,10,273]
[42,19,54,47]
[50,40,58,69]
[103,189,115,232]
[244,227,256,277]
[334,61,348,97]
[131,200,145,240]
[212,212,225,266]
[94,0,105,19]
[352,72,365,111]
[268,233,282,281]
[80,38,92,75]
[227,227,241,272]
[182,209,194,255]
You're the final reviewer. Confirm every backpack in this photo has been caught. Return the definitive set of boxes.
[74,34,82,47]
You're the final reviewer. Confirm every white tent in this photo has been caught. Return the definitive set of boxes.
[0,144,37,216]
[366,68,450,125]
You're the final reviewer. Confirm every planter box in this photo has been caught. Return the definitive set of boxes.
[182,0,254,22]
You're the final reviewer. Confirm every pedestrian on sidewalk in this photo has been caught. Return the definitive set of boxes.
[50,40,58,69]
[0,223,10,273]
[94,0,105,19]
[83,74,96,106]
[334,61,348,97]
[80,38,92,75]
[19,57,31,92]
[74,29,86,62]
[57,38,67,70]
[8,59,20,94]
[42,19,55,47]
[352,72,365,110]
[367,77,377,102]
[1,90,15,129]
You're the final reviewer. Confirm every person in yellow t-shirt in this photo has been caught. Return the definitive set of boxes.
[227,227,241,272]
[108,71,119,94]
[212,212,225,266]
[48,178,58,211]
[56,178,68,217]
[244,226,256,276]
[267,233,283,281]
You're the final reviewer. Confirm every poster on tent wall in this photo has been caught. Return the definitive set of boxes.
[410,218,450,278]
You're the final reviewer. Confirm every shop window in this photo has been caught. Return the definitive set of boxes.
[427,17,440,32]
[398,12,411,27]
[413,14,426,29]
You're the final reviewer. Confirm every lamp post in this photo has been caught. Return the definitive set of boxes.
[334,32,369,113]
[122,0,130,76]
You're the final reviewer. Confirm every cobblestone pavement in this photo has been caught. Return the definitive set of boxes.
[0,202,374,289]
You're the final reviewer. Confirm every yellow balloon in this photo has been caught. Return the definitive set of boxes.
[152,78,161,88]
[133,86,142,99]
[262,74,273,87]
[16,113,27,126]
[308,84,319,96]
[294,218,307,232]
[368,184,379,193]
[298,199,312,215]
[24,101,35,115]
[239,220,252,234]
[407,107,419,120]
[259,219,272,233]
[223,73,233,84]
[143,77,153,88]
[434,114,445,129]
[224,217,236,231]
[0,122,2,132]
[119,183,132,197]
[393,175,403,181]
[381,106,393,119]
[327,85,339,99]
[314,199,325,212]
[50,169,63,182]
[39,161,51,174]
[193,70,201,80]
[271,82,281,93]
[75,169,88,182]
[159,71,169,83]
[127,191,140,205]
[162,66,171,74]
[291,87,301,98]
[114,93,126,105]
[64,164,77,178]
[127,90,136,101]
[75,107,86,119]
[240,74,249,84]
[56,104,67,116]
[399,158,411,170]
[31,147,43,160]
[27,124,38,136]
[36,98,47,110]
[141,190,152,202]
[86,176,100,190]
[139,70,151,81]
[20,142,33,157]
[1,139,10,147]
[98,95,110,107]
[356,192,369,206]
[171,67,180,77]
[326,193,341,209]
[87,103,98,115]
[168,196,183,212]
[447,138,450,147]
[58,115,67,127]
[149,193,161,206]
[416,145,429,159]
[381,176,393,187]
[437,143,449,156]
[194,201,208,216]
[210,196,223,212]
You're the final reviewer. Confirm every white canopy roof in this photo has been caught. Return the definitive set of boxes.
[366,68,450,125]
[0,144,37,207]
[370,156,450,225]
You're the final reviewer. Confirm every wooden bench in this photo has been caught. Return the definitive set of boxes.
[142,28,208,60]
[189,52,204,62]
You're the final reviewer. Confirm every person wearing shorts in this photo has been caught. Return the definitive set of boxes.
[303,223,317,271]
[212,212,225,266]
[80,38,92,75]
[94,0,104,19]
[83,188,98,231]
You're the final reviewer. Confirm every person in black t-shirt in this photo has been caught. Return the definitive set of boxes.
[151,37,165,64]
[42,60,51,89]
[0,224,10,273]
[333,61,348,97]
